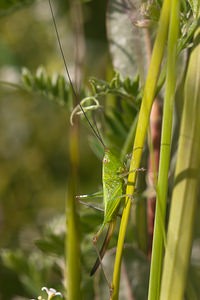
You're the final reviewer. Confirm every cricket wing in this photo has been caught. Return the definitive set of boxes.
[90,220,116,276]
[104,181,124,224]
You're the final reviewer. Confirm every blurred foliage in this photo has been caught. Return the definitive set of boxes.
[0,0,199,299]
[21,67,75,111]
[0,0,105,298]
[0,0,35,17]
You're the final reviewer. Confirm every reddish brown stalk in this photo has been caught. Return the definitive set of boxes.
[147,99,162,258]
[143,26,162,259]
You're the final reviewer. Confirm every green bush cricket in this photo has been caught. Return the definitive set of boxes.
[77,148,129,277]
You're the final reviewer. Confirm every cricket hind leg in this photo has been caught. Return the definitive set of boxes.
[91,221,116,296]
[90,195,134,294]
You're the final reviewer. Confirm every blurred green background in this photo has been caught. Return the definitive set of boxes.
[0,0,108,298]
[1,1,200,300]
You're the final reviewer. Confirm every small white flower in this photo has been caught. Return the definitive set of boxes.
[41,287,63,299]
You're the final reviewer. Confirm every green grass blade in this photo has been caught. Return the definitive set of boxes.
[159,9,200,299]
[110,0,171,299]
[66,123,82,300]
[148,1,180,299]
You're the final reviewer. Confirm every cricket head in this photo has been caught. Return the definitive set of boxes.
[103,149,124,175]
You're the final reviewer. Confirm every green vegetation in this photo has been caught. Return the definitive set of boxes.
[0,1,200,300]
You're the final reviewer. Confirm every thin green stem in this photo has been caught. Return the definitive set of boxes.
[148,127,166,249]
[66,121,82,300]
[110,1,171,299]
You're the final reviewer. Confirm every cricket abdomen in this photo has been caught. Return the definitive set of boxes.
[103,178,124,224]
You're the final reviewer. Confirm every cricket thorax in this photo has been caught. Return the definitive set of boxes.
[103,150,124,176]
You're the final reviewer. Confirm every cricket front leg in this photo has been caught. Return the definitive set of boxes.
[75,190,103,199]
[75,190,104,212]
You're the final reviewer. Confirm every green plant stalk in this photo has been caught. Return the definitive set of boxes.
[147,125,167,254]
[110,0,171,299]
[66,122,82,300]
[148,1,180,300]
[159,9,200,299]
[135,174,148,254]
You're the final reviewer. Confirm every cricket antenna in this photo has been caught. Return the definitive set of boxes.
[48,0,107,151]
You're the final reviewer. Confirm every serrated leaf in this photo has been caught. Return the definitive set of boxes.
[123,75,140,95]
[21,66,76,111]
